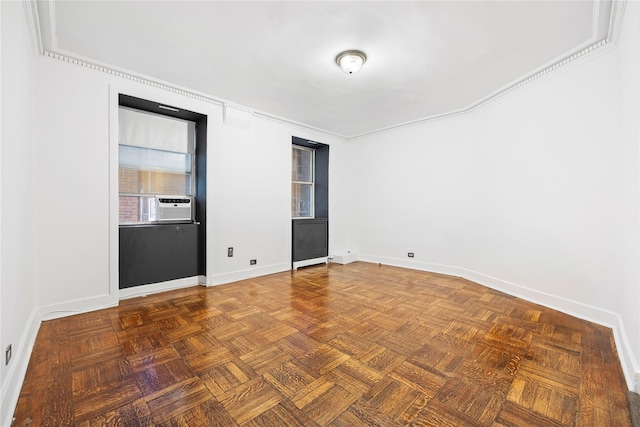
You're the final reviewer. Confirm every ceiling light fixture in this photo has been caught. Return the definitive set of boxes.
[336,50,367,74]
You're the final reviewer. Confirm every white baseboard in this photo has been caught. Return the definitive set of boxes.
[1,276,209,425]
[613,314,640,393]
[208,262,290,286]
[119,276,202,300]
[1,307,41,427]
[38,293,118,321]
[331,253,358,265]
[293,257,327,270]
[359,254,638,390]
[1,291,119,426]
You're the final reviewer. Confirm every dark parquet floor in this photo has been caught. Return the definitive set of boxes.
[13,262,631,426]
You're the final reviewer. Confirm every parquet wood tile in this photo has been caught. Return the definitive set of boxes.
[329,357,384,395]
[331,398,401,427]
[218,377,283,424]
[73,376,142,422]
[300,383,360,425]
[12,262,632,426]
[126,346,182,374]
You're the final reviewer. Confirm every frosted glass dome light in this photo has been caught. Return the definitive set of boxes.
[336,50,367,74]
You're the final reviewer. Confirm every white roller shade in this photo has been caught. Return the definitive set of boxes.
[119,106,195,154]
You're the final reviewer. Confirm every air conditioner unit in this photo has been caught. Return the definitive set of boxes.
[156,195,193,222]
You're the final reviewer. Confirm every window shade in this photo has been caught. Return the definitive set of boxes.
[119,106,195,154]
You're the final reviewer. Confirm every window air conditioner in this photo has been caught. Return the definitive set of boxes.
[156,196,193,222]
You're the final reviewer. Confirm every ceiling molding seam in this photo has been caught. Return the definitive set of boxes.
[464,39,609,113]
[223,103,254,115]
[39,46,348,139]
[26,0,348,140]
[45,0,58,51]
[591,0,601,41]
[22,0,43,56]
[41,49,223,108]
[347,0,626,141]
[27,0,626,142]
[252,111,347,140]
[35,36,613,143]
[348,38,611,141]
[607,0,626,43]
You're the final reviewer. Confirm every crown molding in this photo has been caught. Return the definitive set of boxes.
[42,49,225,108]
[25,0,626,141]
[607,0,626,43]
[350,0,625,140]
[349,37,612,140]
[22,0,43,55]
[592,0,602,41]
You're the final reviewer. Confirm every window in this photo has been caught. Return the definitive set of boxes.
[292,145,314,218]
[118,107,196,224]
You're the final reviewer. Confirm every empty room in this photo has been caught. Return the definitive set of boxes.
[2,0,640,425]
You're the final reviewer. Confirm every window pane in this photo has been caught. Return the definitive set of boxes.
[119,169,192,195]
[119,195,156,224]
[118,107,196,225]
[292,183,313,217]
[139,170,190,195]
[292,147,313,182]
[120,145,191,174]
[119,145,193,196]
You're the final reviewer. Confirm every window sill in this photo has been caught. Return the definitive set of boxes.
[119,221,198,228]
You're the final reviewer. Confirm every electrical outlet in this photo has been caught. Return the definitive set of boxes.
[250,259,257,265]
[408,253,414,258]
[5,344,11,365]
[228,247,234,257]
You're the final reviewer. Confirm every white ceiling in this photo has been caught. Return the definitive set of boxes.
[36,1,612,137]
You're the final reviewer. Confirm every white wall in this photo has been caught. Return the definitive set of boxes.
[30,57,350,303]
[348,9,640,387]
[614,0,640,387]
[30,40,354,298]
[1,1,38,423]
[33,57,114,309]
[207,113,346,284]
